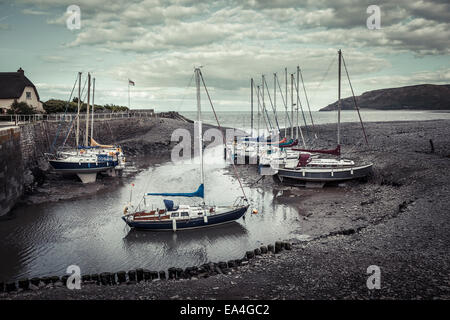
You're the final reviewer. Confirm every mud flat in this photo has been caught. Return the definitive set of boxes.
[2,119,450,299]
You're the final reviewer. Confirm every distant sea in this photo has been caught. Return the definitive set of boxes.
[180,110,450,132]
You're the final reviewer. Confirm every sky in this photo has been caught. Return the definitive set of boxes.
[0,0,449,111]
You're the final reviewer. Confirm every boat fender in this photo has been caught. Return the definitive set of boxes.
[172,219,177,231]
[203,214,208,223]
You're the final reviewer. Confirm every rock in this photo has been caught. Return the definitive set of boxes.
[283,242,292,250]
[227,260,237,268]
[168,267,177,279]
[5,282,16,293]
[246,250,255,259]
[18,278,30,290]
[81,274,91,282]
[91,274,99,283]
[128,270,137,282]
[275,241,283,253]
[116,271,127,283]
[136,268,144,282]
[30,278,41,286]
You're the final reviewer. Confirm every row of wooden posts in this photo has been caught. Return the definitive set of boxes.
[0,111,156,125]
[0,241,292,293]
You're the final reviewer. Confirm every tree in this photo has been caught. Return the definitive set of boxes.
[7,100,36,115]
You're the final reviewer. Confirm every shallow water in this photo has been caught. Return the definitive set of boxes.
[0,148,302,282]
[181,110,450,132]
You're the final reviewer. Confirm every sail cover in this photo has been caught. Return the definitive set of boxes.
[163,199,179,211]
[279,139,298,148]
[91,137,114,148]
[147,184,204,198]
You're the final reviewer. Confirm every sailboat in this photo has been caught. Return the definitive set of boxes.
[273,50,373,184]
[48,72,119,183]
[122,68,249,231]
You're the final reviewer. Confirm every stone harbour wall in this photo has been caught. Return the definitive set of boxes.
[0,117,162,216]
[0,127,24,216]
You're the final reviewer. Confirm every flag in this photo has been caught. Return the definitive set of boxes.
[128,79,135,86]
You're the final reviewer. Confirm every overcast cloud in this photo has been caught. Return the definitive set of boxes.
[0,0,448,111]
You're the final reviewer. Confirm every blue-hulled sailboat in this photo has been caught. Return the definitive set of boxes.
[47,72,122,183]
[122,68,249,231]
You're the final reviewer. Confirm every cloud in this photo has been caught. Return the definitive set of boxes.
[39,55,67,62]
[22,8,49,15]
[7,0,450,111]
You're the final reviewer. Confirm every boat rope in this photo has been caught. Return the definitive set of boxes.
[199,70,248,203]
[341,54,369,145]
[309,56,335,105]
[50,73,78,153]
[176,73,195,112]
[65,74,89,148]
[253,82,270,133]
[275,75,292,130]
[293,75,309,138]
[299,68,318,139]
[263,77,281,132]
[255,82,273,132]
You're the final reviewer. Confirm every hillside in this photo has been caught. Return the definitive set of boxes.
[319,84,450,111]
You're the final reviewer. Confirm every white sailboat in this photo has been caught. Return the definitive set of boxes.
[274,50,373,184]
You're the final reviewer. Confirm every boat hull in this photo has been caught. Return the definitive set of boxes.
[122,206,248,231]
[49,159,118,173]
[276,163,373,182]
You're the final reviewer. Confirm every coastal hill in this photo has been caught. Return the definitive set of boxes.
[319,84,450,111]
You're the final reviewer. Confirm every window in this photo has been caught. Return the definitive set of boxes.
[26,92,32,99]
[181,212,189,217]
[171,212,179,218]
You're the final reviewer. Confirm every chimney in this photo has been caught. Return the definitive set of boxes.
[17,67,24,74]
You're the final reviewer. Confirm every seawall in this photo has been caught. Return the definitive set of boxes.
[0,116,183,216]
[0,127,24,216]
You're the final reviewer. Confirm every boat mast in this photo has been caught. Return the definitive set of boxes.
[261,74,265,135]
[290,73,294,139]
[337,49,342,148]
[273,73,276,137]
[285,67,289,138]
[91,77,95,142]
[76,72,81,150]
[195,68,204,203]
[85,72,91,147]
[257,84,260,157]
[250,78,253,136]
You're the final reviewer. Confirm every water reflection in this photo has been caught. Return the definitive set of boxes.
[0,147,302,281]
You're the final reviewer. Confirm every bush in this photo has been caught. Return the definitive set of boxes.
[7,100,36,115]
[43,99,129,113]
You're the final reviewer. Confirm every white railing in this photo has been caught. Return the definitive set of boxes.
[0,111,156,125]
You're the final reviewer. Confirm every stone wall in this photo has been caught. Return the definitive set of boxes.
[0,127,24,216]
[0,117,161,216]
